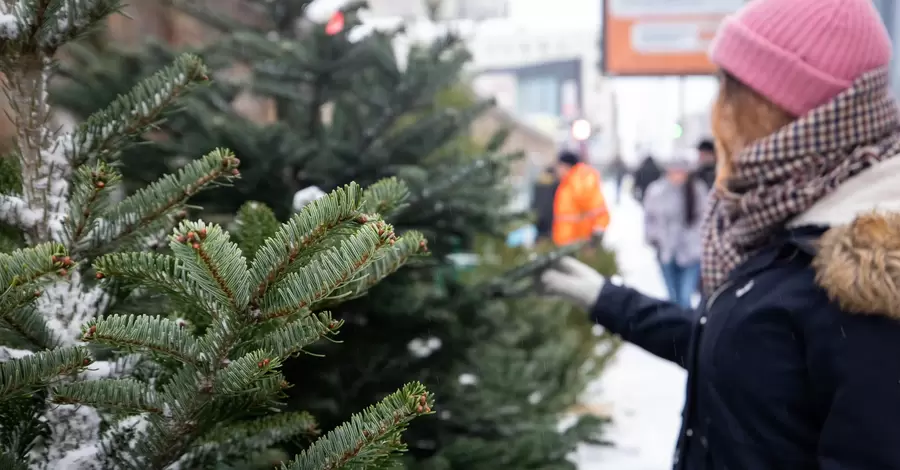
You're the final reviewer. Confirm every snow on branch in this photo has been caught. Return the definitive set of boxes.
[40,0,123,50]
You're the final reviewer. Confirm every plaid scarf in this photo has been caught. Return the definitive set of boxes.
[701,68,900,295]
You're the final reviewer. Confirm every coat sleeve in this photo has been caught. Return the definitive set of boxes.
[580,171,610,232]
[591,283,695,367]
[796,294,900,469]
[643,182,663,245]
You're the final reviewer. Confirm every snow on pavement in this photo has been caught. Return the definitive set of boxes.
[571,184,687,470]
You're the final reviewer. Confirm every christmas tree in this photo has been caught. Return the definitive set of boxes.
[50,1,620,467]
[0,2,432,468]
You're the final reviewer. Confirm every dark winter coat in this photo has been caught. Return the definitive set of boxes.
[692,162,716,191]
[532,171,558,239]
[589,157,900,470]
[632,157,662,203]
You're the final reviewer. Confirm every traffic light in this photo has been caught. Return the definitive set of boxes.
[670,123,684,139]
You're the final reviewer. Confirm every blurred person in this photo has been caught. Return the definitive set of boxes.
[539,0,900,469]
[532,165,559,242]
[607,155,628,203]
[552,150,609,247]
[644,159,708,308]
[694,139,717,189]
[631,154,662,203]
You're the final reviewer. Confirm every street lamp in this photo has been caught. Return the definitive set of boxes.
[571,119,592,141]
[570,119,592,162]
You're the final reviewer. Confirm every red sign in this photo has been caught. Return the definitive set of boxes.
[603,0,744,76]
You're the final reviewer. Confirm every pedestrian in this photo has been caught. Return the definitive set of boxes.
[539,0,900,468]
[693,139,716,190]
[644,159,708,308]
[532,165,559,243]
[631,154,662,204]
[551,150,609,247]
[607,155,627,203]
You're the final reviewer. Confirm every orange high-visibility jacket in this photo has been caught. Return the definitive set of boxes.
[552,163,610,246]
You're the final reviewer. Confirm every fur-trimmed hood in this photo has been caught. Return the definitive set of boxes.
[790,156,900,319]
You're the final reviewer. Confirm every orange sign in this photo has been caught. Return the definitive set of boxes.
[603,0,745,76]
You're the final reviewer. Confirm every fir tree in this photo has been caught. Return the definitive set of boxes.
[0,1,432,468]
[51,1,620,467]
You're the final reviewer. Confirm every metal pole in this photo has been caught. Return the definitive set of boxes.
[610,86,620,157]
[677,75,686,149]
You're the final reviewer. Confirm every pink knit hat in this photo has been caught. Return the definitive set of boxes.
[710,0,893,117]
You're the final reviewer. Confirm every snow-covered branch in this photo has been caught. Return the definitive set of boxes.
[0,194,39,229]
[1,53,73,244]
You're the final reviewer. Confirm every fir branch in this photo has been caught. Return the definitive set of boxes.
[198,410,318,446]
[282,382,434,470]
[0,243,70,349]
[67,53,208,165]
[321,231,427,305]
[0,289,45,323]
[39,0,123,51]
[177,411,319,469]
[169,221,250,313]
[65,161,121,245]
[233,201,279,261]
[0,239,67,290]
[0,451,28,470]
[0,306,59,350]
[82,148,240,254]
[253,311,341,358]
[483,242,587,298]
[92,251,218,316]
[258,224,385,321]
[212,350,282,398]
[360,177,410,219]
[248,183,366,305]
[80,315,200,365]
[167,0,247,34]
[0,347,91,402]
[52,378,162,414]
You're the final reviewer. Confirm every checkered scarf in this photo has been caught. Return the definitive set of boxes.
[701,68,900,295]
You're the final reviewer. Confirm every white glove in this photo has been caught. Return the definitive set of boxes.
[539,256,606,310]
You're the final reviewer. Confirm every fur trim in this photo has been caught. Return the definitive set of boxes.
[814,212,900,319]
[788,157,900,319]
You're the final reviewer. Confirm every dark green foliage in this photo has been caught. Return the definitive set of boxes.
[51,1,618,467]
[0,157,23,252]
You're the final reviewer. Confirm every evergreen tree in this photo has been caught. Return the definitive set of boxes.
[51,1,620,467]
[0,2,431,468]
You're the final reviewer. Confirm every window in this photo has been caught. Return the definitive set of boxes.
[516,76,560,116]
[455,0,509,20]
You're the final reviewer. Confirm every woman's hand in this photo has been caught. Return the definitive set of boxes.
[540,256,606,310]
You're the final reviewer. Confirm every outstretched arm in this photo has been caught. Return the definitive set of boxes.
[542,257,695,367]
[593,283,695,367]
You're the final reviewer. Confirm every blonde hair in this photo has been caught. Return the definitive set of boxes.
[711,71,795,192]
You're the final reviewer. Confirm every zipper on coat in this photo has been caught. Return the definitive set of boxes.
[705,279,735,313]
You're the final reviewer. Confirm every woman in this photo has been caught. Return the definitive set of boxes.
[540,0,900,468]
[643,160,707,308]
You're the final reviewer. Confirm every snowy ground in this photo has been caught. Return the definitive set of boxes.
[570,184,687,470]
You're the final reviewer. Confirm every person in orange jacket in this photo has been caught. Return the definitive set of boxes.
[552,150,609,246]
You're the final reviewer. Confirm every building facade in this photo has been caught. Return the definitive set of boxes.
[872,0,900,97]
[362,0,615,164]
